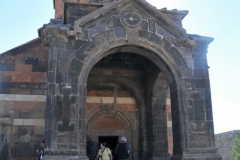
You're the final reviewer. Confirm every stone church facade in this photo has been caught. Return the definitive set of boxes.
[0,0,222,160]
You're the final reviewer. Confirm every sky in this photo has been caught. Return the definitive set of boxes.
[0,0,240,134]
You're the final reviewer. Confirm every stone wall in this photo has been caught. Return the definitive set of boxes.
[0,39,48,160]
[54,0,115,18]
[215,130,240,160]
[0,44,174,159]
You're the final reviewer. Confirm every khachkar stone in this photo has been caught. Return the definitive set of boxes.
[41,0,222,160]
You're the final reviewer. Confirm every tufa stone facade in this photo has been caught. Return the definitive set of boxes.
[0,0,222,160]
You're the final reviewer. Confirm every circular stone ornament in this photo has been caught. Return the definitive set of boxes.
[121,11,143,28]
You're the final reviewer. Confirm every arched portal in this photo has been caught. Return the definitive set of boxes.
[84,50,174,159]
[86,108,137,159]
[72,42,184,159]
[86,80,141,159]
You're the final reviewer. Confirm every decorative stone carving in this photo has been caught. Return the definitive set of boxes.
[87,109,131,138]
[120,10,143,28]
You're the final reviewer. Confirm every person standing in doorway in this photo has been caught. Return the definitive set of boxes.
[86,135,97,160]
[96,142,112,160]
[36,140,45,160]
[115,136,131,160]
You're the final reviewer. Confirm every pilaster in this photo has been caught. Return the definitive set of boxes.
[43,19,87,158]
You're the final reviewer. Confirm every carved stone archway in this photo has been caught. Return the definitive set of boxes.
[87,108,138,160]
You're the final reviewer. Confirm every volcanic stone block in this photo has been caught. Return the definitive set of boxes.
[17,83,29,88]
[29,109,45,119]
[20,142,32,157]
[62,107,70,119]
[19,111,29,119]
[18,126,34,135]
[148,19,156,33]
[153,125,167,133]
[168,47,187,67]
[34,102,46,109]
[63,96,71,106]
[39,84,47,89]
[70,106,78,120]
[178,67,193,78]
[0,117,13,126]
[195,79,209,88]
[34,126,45,135]
[152,103,165,110]
[0,143,9,160]
[114,28,127,39]
[10,143,21,158]
[0,82,16,89]
[149,33,163,45]
[156,23,173,37]
[152,110,166,120]
[0,100,9,108]
[141,20,148,30]
[87,20,108,38]
[65,3,101,25]
[54,104,62,120]
[69,58,83,72]
[32,65,48,72]
[56,72,62,83]
[0,76,11,82]
[193,58,208,69]
[25,57,39,65]
[32,89,44,95]
[116,17,124,28]
[58,119,74,132]
[0,63,15,71]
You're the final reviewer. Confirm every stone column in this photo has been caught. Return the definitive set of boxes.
[151,73,169,159]
[42,19,88,160]
[171,40,221,160]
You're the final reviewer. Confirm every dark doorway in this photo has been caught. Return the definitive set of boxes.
[98,136,118,160]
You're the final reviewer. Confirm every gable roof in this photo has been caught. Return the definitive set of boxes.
[1,0,213,58]
[67,0,188,40]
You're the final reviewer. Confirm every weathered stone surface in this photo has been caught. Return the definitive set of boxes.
[0,63,15,71]
[0,0,220,160]
[0,143,9,160]
[0,118,12,125]
[18,126,34,135]
[43,156,88,160]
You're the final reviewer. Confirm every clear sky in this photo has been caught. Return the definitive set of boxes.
[0,0,239,134]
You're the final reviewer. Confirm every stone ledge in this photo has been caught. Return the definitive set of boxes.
[13,119,45,126]
[43,156,88,160]
[87,97,136,104]
[172,153,222,160]
[153,157,170,160]
[0,117,13,125]
[0,94,46,102]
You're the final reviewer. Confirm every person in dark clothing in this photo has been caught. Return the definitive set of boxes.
[36,140,45,160]
[115,136,131,160]
[86,135,97,160]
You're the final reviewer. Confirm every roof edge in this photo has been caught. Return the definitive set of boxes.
[188,34,214,46]
[0,38,42,57]
[160,9,189,20]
